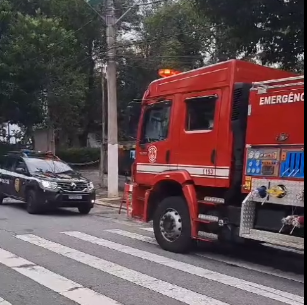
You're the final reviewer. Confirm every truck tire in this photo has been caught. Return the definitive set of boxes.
[26,190,41,215]
[0,195,4,205]
[153,196,193,253]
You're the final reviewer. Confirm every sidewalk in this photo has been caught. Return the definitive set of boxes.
[95,191,125,210]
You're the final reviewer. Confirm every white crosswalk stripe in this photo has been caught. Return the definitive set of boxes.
[0,297,13,305]
[0,225,303,305]
[16,234,230,305]
[106,229,305,284]
[0,248,121,305]
[106,229,157,244]
[140,227,154,232]
[63,231,304,305]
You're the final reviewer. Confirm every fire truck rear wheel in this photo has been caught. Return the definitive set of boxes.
[153,196,193,253]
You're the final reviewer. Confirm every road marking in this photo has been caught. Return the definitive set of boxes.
[16,234,230,305]
[63,231,304,305]
[140,227,153,232]
[197,253,304,284]
[0,297,13,305]
[106,229,157,244]
[106,229,304,284]
[0,248,121,305]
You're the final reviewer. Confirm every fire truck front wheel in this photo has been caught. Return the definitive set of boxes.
[153,196,193,253]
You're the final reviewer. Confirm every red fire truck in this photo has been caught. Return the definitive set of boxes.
[128,60,304,253]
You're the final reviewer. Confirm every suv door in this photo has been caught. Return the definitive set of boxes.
[0,157,9,196]
[0,156,17,196]
[135,100,173,185]
[12,158,29,199]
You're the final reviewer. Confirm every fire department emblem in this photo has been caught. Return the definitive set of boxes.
[148,145,157,163]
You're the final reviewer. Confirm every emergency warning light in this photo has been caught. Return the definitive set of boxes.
[158,69,181,78]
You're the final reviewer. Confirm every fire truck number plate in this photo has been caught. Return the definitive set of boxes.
[203,168,215,176]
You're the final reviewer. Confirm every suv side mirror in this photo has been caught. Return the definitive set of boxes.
[16,167,26,175]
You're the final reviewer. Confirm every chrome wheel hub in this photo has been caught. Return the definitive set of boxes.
[160,208,182,242]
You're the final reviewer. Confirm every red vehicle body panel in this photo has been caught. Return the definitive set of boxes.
[247,79,304,146]
[134,60,295,192]
[241,77,304,193]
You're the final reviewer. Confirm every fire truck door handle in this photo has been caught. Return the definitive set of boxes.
[211,149,217,165]
[166,150,171,164]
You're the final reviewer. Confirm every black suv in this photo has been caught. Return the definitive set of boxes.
[0,150,96,214]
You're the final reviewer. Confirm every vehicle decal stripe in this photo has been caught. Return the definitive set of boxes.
[136,164,230,178]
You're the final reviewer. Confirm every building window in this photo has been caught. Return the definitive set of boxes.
[186,95,217,131]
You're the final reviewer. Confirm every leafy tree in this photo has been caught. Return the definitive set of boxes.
[0,3,86,132]
[139,0,211,70]
[116,0,215,139]
[195,0,305,70]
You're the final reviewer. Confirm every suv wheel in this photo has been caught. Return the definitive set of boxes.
[153,196,193,253]
[26,190,41,214]
[78,204,92,215]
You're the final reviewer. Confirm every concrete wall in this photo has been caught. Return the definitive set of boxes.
[33,128,55,153]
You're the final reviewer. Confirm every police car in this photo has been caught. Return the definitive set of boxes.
[0,150,96,214]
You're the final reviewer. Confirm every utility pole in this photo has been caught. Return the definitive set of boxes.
[100,69,106,186]
[87,0,139,197]
[106,0,119,198]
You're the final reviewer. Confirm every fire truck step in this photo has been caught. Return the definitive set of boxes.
[198,231,219,241]
[198,214,219,223]
[198,197,225,207]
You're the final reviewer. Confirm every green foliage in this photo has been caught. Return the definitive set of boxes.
[141,0,210,70]
[0,142,23,164]
[195,0,304,70]
[0,0,88,130]
[117,0,213,138]
[0,0,304,147]
[57,147,100,164]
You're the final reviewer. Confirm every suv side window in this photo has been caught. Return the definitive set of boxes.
[141,101,171,144]
[186,95,217,131]
[0,157,5,169]
[14,158,28,172]
[2,156,16,171]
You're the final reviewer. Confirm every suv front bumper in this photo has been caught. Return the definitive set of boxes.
[38,189,96,208]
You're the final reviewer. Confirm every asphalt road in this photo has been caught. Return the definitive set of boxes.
[0,200,304,305]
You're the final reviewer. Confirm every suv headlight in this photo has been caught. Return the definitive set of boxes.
[40,180,58,190]
[87,181,94,191]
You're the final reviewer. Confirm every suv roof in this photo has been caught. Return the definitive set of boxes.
[7,150,60,161]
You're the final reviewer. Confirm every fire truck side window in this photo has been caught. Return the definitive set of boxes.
[185,95,217,131]
[141,102,171,144]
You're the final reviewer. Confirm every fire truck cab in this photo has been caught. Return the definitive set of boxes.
[129,60,304,253]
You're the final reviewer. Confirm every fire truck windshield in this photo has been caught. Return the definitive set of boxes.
[141,102,171,144]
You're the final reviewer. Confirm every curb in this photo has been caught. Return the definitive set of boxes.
[95,199,126,210]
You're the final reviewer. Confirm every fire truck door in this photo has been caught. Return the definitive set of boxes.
[175,90,222,187]
[135,100,173,184]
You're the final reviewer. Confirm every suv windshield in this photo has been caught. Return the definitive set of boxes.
[25,158,73,175]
